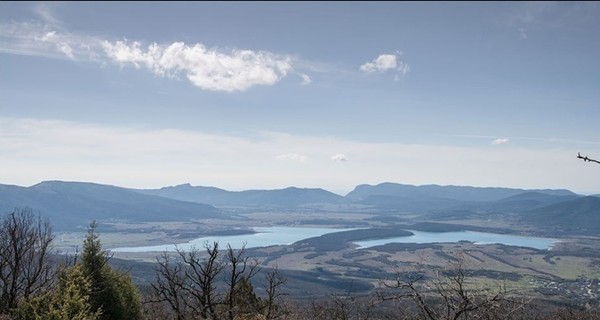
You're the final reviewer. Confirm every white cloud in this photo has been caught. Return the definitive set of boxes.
[299,73,312,85]
[101,40,293,92]
[492,138,510,145]
[360,54,397,73]
[360,53,410,78]
[331,153,348,162]
[276,153,308,162]
[0,22,299,92]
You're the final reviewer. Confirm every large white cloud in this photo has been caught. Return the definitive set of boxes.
[0,22,301,92]
[102,40,293,92]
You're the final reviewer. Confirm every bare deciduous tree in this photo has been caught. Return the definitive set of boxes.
[152,242,223,320]
[182,241,222,319]
[378,253,528,320]
[224,244,260,320]
[262,266,287,320]
[151,242,287,320]
[151,251,188,320]
[0,208,54,314]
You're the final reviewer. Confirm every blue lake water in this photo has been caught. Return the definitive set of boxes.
[111,227,559,253]
[353,230,558,250]
[112,226,356,252]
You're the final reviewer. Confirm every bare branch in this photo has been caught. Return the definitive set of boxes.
[263,266,287,320]
[0,209,54,313]
[577,152,600,165]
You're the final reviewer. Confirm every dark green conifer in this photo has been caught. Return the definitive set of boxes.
[80,221,143,320]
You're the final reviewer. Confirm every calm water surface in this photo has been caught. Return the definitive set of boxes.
[112,227,559,253]
[112,226,356,252]
[354,230,558,250]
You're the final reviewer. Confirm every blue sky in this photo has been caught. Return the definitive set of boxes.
[1,2,599,194]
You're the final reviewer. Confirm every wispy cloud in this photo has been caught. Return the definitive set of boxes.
[276,153,308,162]
[38,31,74,59]
[492,138,510,145]
[299,73,312,85]
[0,20,305,92]
[518,28,528,39]
[360,52,410,78]
[434,133,600,146]
[503,2,600,39]
[0,22,103,61]
[33,3,63,27]
[330,153,348,162]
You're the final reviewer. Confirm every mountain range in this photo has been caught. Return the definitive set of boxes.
[0,180,597,233]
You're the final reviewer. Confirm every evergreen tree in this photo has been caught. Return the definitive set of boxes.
[229,276,262,317]
[80,221,143,320]
[15,265,101,320]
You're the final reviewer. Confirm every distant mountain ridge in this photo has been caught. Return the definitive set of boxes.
[136,182,580,215]
[137,184,345,207]
[0,181,220,230]
[346,182,576,202]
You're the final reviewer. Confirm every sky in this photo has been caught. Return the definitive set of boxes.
[1,2,599,195]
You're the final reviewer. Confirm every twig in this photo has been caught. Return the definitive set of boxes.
[577,153,600,165]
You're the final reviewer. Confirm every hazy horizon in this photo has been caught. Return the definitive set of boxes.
[3,179,593,198]
[2,2,599,195]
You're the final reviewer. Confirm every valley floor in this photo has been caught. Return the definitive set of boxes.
[54,211,600,309]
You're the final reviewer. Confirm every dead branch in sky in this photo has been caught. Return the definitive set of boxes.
[577,153,600,165]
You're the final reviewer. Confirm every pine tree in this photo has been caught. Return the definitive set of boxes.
[80,221,143,320]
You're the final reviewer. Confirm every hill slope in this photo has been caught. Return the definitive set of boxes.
[521,196,600,234]
[0,181,220,230]
[481,192,581,212]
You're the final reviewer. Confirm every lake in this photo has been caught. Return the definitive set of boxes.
[353,230,558,250]
[112,226,559,252]
[111,226,356,252]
